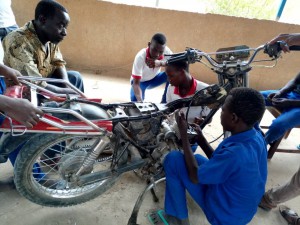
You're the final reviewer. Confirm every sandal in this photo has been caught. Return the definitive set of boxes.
[279,205,300,225]
[147,209,168,225]
[147,210,190,225]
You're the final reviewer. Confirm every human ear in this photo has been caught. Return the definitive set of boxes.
[232,113,239,124]
[38,15,47,24]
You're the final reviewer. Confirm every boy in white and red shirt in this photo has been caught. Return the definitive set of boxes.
[166,60,210,123]
[130,33,172,103]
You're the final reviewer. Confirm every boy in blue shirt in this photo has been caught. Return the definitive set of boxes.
[260,71,300,145]
[163,87,267,225]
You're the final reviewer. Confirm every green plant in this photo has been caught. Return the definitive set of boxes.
[200,0,277,20]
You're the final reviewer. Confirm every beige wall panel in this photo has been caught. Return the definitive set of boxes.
[12,0,300,90]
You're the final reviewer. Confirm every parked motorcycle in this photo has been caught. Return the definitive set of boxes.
[0,42,285,207]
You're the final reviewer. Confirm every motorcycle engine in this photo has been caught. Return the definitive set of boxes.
[128,117,161,146]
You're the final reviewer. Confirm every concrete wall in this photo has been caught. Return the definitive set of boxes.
[12,0,300,90]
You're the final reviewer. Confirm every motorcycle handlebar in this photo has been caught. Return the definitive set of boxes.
[290,46,300,50]
[167,45,265,69]
[167,42,300,70]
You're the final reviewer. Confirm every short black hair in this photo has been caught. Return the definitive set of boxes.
[227,87,265,127]
[35,0,68,20]
[151,33,167,45]
[167,59,189,72]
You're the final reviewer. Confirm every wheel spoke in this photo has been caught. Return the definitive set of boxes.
[31,136,114,194]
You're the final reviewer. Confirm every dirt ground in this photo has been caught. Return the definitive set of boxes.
[0,72,300,225]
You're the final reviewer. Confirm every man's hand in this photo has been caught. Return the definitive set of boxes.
[268,34,290,53]
[268,33,300,53]
[145,57,156,68]
[267,92,282,101]
[271,98,293,109]
[176,111,188,134]
[2,98,44,128]
[278,41,290,53]
[194,117,204,125]
[146,58,164,68]
[190,122,202,135]
[0,65,21,86]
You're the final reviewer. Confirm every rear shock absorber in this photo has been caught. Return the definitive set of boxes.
[75,134,111,176]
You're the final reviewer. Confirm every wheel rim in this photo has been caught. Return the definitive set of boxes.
[28,135,114,199]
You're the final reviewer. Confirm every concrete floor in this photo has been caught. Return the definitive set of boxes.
[0,71,300,225]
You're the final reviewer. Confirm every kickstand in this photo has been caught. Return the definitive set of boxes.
[127,177,166,225]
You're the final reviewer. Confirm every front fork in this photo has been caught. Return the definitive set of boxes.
[217,71,249,88]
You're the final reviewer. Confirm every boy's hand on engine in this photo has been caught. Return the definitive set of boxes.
[175,111,188,134]
[194,117,204,125]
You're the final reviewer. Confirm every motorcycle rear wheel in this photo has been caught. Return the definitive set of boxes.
[14,133,126,207]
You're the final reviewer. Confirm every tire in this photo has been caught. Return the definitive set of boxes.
[14,133,127,207]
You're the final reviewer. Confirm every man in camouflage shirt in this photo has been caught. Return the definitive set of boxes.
[2,0,84,94]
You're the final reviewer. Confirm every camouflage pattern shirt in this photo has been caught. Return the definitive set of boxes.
[2,21,66,87]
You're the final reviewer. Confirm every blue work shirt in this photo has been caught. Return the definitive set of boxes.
[198,128,267,225]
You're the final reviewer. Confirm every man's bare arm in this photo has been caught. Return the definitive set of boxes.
[177,112,199,183]
[269,33,300,46]
[51,67,68,81]
[132,78,143,102]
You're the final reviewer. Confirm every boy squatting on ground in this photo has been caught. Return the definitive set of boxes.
[130,33,172,103]
[162,87,267,225]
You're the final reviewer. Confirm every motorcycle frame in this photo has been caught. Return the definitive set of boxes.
[1,77,113,135]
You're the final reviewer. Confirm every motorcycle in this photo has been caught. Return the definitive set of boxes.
[0,42,285,207]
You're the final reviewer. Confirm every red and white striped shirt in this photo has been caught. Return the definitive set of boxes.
[131,46,172,82]
[167,77,211,123]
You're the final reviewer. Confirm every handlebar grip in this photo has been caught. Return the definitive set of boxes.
[264,42,300,58]
[167,49,200,65]
[166,53,188,64]
[264,42,282,58]
[289,46,300,51]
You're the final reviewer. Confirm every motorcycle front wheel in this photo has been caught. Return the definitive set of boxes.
[14,133,127,207]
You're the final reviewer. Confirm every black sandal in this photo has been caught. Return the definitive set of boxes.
[279,205,300,225]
